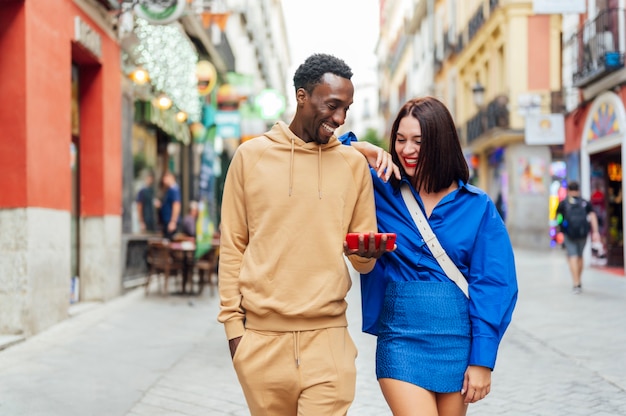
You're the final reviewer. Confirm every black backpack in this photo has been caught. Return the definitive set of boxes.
[562,198,591,239]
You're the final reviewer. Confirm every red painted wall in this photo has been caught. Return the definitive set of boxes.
[0,1,121,215]
[28,0,73,210]
[0,3,27,207]
[99,37,122,216]
[527,15,551,90]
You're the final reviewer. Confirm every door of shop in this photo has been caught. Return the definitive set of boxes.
[70,64,81,302]
[590,149,623,267]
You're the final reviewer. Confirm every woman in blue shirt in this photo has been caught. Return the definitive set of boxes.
[344,96,518,415]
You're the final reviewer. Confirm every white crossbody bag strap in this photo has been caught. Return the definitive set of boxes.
[400,186,469,298]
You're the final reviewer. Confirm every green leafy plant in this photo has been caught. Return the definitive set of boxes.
[361,128,388,151]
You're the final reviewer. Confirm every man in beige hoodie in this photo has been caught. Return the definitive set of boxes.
[218,53,391,415]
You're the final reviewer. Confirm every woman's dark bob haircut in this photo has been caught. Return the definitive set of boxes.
[389,96,469,193]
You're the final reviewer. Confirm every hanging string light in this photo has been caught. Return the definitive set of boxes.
[129,67,149,85]
[133,18,200,121]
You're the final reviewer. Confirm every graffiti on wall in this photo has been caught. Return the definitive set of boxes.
[518,156,546,195]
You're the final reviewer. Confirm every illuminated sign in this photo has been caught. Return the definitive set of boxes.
[197,61,217,96]
[134,0,187,25]
[254,89,286,120]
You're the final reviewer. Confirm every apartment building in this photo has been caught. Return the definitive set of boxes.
[377,0,564,249]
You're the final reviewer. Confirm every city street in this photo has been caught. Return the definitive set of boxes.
[0,247,625,416]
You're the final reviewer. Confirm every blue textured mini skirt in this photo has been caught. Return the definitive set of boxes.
[376,280,470,393]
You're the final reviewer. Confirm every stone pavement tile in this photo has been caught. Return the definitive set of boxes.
[348,278,393,416]
[126,319,249,416]
[0,288,220,416]
[348,250,626,415]
[0,334,25,351]
[2,248,626,416]
[127,402,189,416]
[140,392,213,416]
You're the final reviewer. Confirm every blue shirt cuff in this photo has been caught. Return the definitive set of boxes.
[338,131,357,145]
[469,336,499,370]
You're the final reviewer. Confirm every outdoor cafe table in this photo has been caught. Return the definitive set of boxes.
[168,240,196,295]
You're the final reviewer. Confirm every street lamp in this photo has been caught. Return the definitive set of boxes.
[471,81,488,139]
[472,82,485,108]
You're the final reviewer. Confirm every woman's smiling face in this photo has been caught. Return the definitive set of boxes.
[394,115,422,176]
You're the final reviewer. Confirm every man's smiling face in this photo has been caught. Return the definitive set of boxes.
[297,73,354,144]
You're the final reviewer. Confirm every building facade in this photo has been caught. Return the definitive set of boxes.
[563,0,626,269]
[0,0,291,342]
[377,0,565,249]
[0,0,123,338]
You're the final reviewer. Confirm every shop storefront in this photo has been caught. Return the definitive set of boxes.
[0,0,122,336]
[119,17,204,286]
[580,91,626,268]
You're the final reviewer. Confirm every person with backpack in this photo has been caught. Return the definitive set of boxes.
[556,181,601,294]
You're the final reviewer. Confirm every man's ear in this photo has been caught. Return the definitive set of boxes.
[296,88,307,106]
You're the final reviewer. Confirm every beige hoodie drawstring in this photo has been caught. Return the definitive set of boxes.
[293,331,301,367]
[318,146,322,199]
[289,137,295,196]
[288,138,323,199]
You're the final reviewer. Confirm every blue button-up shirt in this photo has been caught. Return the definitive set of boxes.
[366,171,518,370]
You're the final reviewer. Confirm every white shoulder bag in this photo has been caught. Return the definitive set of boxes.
[400,185,469,298]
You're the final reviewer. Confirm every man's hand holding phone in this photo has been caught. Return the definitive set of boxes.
[344,232,396,258]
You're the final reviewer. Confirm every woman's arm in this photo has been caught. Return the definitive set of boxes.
[350,141,401,182]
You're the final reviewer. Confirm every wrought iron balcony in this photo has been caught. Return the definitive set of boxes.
[454,2,496,57]
[489,0,499,13]
[463,95,510,146]
[434,49,443,73]
[455,32,465,55]
[569,8,625,88]
[468,6,485,43]
[443,30,455,58]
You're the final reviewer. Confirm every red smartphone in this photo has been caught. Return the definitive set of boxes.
[345,233,396,250]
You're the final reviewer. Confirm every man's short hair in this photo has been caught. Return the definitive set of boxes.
[567,181,580,191]
[292,53,353,94]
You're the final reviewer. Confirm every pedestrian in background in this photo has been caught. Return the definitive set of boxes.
[136,170,157,233]
[217,53,393,416]
[342,97,518,416]
[181,200,198,238]
[556,181,601,294]
[159,171,181,241]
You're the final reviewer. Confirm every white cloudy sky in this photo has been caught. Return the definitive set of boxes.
[281,0,380,91]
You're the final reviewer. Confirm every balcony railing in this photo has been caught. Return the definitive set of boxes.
[434,49,443,73]
[569,8,626,88]
[463,95,510,146]
[443,31,455,58]
[455,32,465,54]
[454,2,495,56]
[489,0,499,13]
[468,6,485,43]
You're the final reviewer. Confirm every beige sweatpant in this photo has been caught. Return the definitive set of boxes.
[232,326,358,416]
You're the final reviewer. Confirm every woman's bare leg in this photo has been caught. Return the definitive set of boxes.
[436,392,468,416]
[379,378,469,416]
[379,378,437,416]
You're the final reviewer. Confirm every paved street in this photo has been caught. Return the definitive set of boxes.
[0,247,625,415]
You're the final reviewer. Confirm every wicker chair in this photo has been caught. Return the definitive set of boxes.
[194,246,219,295]
[145,239,183,295]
